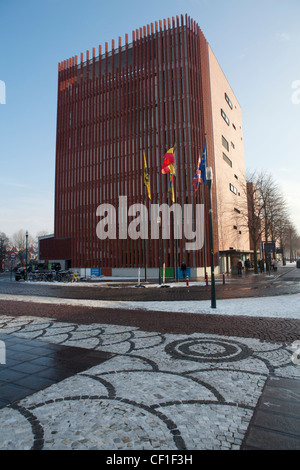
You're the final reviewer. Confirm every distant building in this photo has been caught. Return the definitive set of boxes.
[39,15,250,277]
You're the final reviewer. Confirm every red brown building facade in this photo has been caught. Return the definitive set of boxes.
[40,15,248,277]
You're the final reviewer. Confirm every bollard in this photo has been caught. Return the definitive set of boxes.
[0,340,6,364]
[205,272,208,286]
[186,273,189,286]
[223,273,225,285]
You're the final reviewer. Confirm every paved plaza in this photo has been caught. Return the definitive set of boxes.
[0,266,300,451]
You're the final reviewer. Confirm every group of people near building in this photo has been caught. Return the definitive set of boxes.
[237,258,251,275]
[258,258,277,273]
[237,257,277,274]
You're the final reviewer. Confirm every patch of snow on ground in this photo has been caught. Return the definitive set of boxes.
[0,292,299,320]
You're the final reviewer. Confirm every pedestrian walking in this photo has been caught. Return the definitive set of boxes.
[181,262,187,280]
[272,259,277,271]
[237,259,242,275]
[271,259,275,270]
[55,263,61,280]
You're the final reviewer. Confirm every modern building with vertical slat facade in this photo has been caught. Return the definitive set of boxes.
[39,14,250,277]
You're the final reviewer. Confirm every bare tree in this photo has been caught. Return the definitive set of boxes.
[241,170,292,273]
[284,223,300,262]
[258,172,286,248]
[246,175,265,273]
[11,230,35,265]
[0,232,10,272]
[276,215,292,265]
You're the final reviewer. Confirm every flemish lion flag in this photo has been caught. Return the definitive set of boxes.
[143,152,151,200]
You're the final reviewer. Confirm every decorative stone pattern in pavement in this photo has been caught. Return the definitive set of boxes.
[0,315,299,450]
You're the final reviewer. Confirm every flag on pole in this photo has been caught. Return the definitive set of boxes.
[161,147,176,202]
[192,154,202,192]
[143,152,151,200]
[200,138,207,184]
[192,138,207,192]
[169,164,176,203]
[161,147,175,174]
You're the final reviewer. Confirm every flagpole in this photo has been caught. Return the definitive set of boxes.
[202,134,207,279]
[174,171,179,283]
[170,144,178,282]
[173,144,178,282]
[142,152,147,283]
[207,165,216,308]
[201,181,207,277]
[161,145,177,283]
[144,179,148,283]
[203,134,216,308]
[170,175,178,282]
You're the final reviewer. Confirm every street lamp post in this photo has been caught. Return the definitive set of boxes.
[25,231,28,282]
[157,216,161,285]
[206,167,216,309]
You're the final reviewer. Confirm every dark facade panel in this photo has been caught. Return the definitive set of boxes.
[39,237,72,261]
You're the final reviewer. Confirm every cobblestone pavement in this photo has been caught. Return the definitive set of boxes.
[0,314,299,451]
[0,267,299,451]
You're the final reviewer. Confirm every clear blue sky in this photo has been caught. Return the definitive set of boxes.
[1,0,300,239]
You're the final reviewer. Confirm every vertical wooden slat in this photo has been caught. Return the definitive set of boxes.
[70,58,76,266]
[194,24,205,269]
[111,39,115,267]
[157,19,164,267]
[103,46,108,266]
[129,33,135,267]
[149,22,156,267]
[98,45,102,272]
[188,22,197,268]
[100,71,104,268]
[54,63,61,239]
[145,24,152,267]
[168,20,175,270]
[136,32,141,268]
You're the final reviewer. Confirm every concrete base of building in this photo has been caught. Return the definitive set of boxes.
[69,266,220,281]
[39,258,221,281]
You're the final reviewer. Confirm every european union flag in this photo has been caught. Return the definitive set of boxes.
[200,138,207,184]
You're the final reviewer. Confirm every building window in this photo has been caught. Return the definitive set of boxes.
[231,141,235,149]
[234,174,238,179]
[232,123,236,130]
[225,92,233,109]
[230,183,237,195]
[221,109,230,126]
[233,225,238,230]
[234,207,241,213]
[222,135,229,151]
[223,153,232,167]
